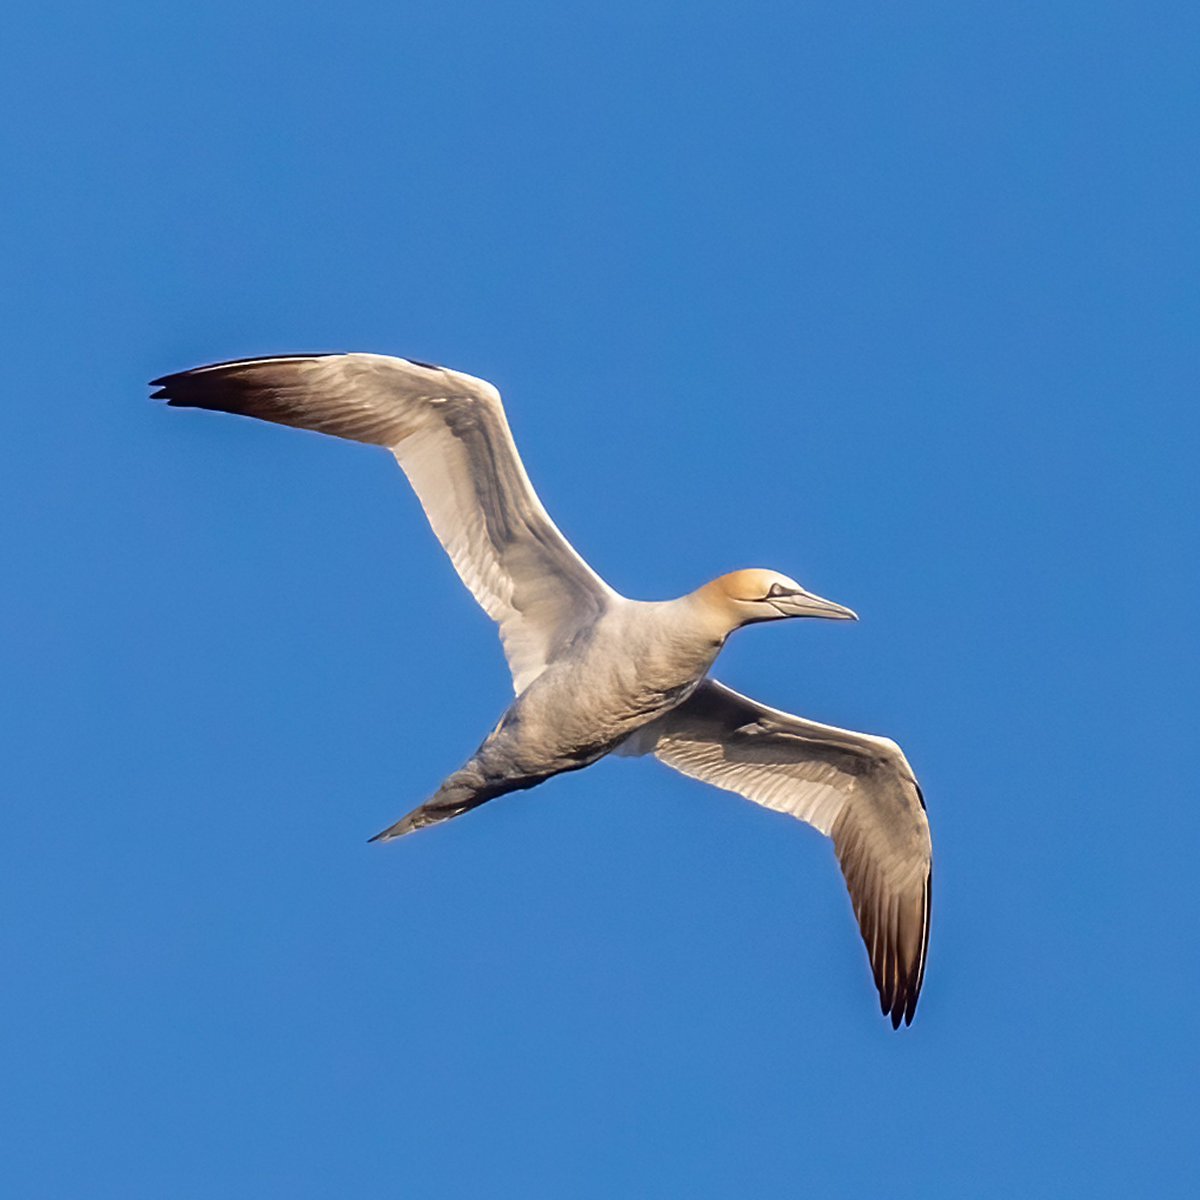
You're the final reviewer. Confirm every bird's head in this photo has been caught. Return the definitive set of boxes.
[700,568,858,631]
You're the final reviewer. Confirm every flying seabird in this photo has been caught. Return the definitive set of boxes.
[152,352,932,1027]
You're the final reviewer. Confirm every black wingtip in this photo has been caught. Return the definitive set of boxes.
[149,370,193,402]
[904,990,919,1027]
[150,354,346,399]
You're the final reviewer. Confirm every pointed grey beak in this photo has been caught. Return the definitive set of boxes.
[772,588,859,621]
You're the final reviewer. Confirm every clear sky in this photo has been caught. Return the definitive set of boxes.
[1,3,1195,1196]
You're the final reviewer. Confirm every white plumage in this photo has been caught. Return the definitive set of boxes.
[153,351,932,1027]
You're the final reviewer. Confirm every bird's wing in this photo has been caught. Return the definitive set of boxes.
[626,679,932,1027]
[152,353,615,692]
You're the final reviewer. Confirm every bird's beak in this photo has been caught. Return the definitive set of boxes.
[772,588,859,621]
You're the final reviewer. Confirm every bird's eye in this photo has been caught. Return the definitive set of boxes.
[765,582,790,599]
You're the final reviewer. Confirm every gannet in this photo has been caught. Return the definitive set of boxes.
[152,352,932,1027]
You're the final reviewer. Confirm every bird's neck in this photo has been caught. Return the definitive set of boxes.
[683,580,745,641]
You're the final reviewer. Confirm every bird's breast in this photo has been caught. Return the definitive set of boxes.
[513,610,721,757]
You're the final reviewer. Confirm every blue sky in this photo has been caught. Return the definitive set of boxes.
[1,3,1196,1196]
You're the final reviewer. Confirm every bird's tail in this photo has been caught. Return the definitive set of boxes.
[368,761,559,843]
[368,778,498,843]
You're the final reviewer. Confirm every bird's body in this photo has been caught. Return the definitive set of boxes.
[153,352,933,1027]
[381,598,707,833]
[383,593,728,839]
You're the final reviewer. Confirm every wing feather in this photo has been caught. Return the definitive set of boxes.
[628,679,932,1027]
[152,353,615,691]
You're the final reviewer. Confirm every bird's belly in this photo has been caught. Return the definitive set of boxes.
[503,653,707,772]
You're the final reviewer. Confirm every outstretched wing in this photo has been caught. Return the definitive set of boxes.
[627,680,932,1027]
[152,353,615,692]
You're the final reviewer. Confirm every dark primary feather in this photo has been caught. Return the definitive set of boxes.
[150,356,391,442]
[834,808,931,1028]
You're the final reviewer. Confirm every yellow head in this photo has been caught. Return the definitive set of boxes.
[699,568,858,630]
